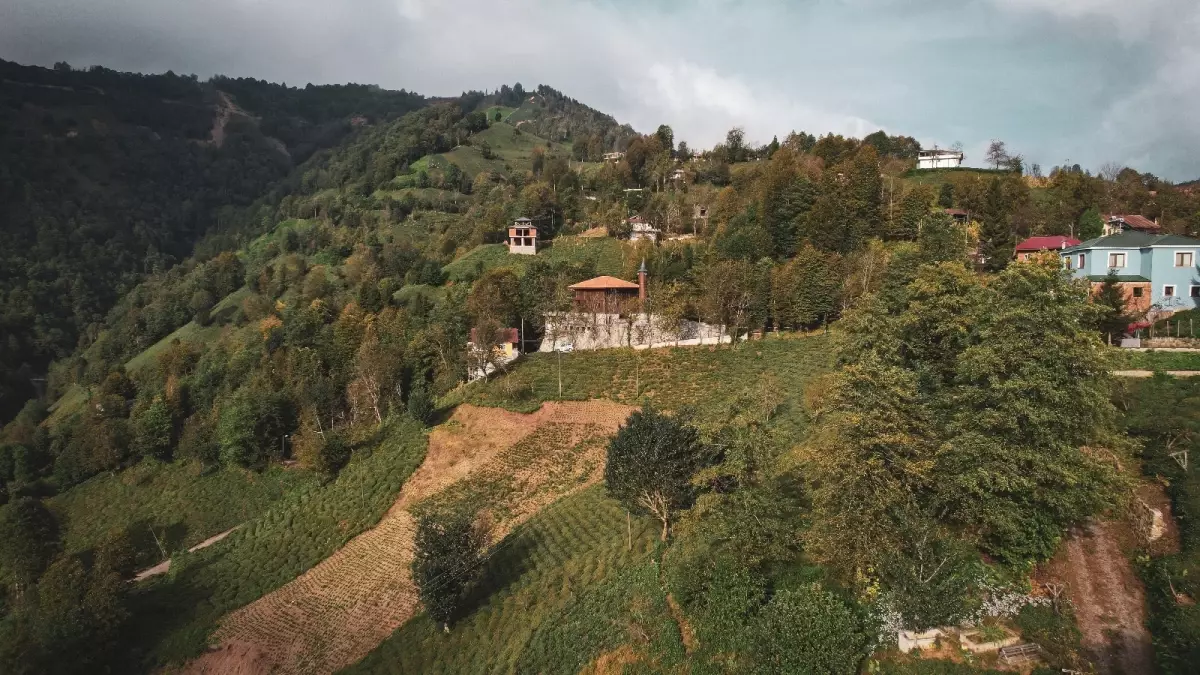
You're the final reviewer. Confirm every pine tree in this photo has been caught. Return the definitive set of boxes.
[978,178,1013,272]
[938,182,954,208]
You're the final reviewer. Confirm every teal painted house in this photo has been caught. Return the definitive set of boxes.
[1060,231,1200,315]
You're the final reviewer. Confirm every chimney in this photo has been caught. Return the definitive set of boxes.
[637,259,648,303]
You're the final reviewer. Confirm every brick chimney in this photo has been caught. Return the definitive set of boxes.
[637,259,648,303]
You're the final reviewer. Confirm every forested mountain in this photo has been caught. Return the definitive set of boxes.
[0,60,427,422]
[3,57,1200,674]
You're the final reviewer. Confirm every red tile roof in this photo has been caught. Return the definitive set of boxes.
[1106,214,1160,231]
[469,327,519,344]
[1015,235,1081,252]
[569,276,640,290]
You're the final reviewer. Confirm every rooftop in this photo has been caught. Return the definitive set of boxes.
[1106,214,1159,231]
[1016,235,1080,251]
[469,327,519,344]
[569,276,640,291]
[1064,231,1200,252]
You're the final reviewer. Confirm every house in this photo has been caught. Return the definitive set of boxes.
[602,151,625,163]
[945,208,970,224]
[568,274,644,313]
[1014,235,1080,261]
[918,149,964,170]
[1104,214,1161,236]
[1060,231,1200,315]
[466,327,520,381]
[627,216,660,243]
[670,168,687,182]
[508,217,538,255]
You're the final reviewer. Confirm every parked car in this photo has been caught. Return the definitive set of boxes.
[555,343,574,353]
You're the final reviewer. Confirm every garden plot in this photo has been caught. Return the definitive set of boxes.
[185,400,634,675]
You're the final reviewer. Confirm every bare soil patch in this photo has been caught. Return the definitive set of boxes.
[185,401,633,675]
[1045,520,1154,675]
[579,644,641,675]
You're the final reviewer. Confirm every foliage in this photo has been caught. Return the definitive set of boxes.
[412,512,488,630]
[346,486,660,674]
[605,406,712,540]
[804,258,1128,628]
[0,498,61,584]
[1121,376,1200,673]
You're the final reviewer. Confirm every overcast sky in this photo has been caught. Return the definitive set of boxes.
[3,0,1198,180]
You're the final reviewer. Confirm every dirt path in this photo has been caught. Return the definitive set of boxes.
[132,526,241,583]
[1113,370,1200,378]
[1058,521,1154,674]
[183,401,633,675]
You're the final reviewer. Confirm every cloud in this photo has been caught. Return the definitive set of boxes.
[0,0,1196,179]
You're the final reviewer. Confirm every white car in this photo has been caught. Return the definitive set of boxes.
[555,343,574,353]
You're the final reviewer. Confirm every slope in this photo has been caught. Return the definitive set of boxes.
[186,401,634,674]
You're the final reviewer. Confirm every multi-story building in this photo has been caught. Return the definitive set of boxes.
[1060,231,1200,315]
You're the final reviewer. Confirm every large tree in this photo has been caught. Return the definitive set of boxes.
[805,257,1127,603]
[605,407,711,540]
[978,178,1014,271]
[411,512,487,632]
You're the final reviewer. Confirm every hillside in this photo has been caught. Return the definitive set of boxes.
[3,56,1200,675]
[0,59,427,423]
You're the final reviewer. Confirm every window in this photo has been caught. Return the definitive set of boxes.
[1176,251,1194,267]
[1192,286,1200,298]
[1133,287,1144,298]
[1108,252,1127,268]
[1164,285,1176,298]
[1078,253,1086,269]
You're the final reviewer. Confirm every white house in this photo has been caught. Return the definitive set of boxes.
[627,216,660,243]
[508,217,538,255]
[917,149,965,170]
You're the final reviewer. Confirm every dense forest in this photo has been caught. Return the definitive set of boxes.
[1,57,1200,673]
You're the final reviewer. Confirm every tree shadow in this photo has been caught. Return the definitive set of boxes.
[455,528,540,621]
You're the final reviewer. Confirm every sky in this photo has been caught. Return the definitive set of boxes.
[2,0,1198,181]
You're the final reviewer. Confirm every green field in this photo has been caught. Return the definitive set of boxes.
[126,419,428,669]
[443,237,630,283]
[454,333,834,437]
[1115,349,1200,371]
[346,485,671,674]
[47,461,312,570]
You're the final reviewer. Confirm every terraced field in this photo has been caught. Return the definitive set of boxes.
[186,401,634,675]
[346,485,665,674]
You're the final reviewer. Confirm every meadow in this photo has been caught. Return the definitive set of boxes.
[453,333,835,438]
[344,485,673,674]
[123,418,428,670]
[48,460,312,570]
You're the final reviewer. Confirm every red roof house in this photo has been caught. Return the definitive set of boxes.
[1105,214,1160,235]
[1014,236,1081,260]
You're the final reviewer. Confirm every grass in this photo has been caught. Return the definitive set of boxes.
[1122,377,1200,673]
[345,485,673,674]
[442,237,631,284]
[123,418,428,670]
[443,244,520,282]
[46,460,311,570]
[1114,349,1200,371]
[452,333,835,437]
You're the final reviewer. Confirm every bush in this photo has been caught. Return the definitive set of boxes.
[1015,604,1081,667]
[407,381,434,425]
[0,497,62,583]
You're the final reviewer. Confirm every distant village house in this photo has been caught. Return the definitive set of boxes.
[627,216,660,243]
[508,217,538,255]
[1014,235,1080,261]
[918,148,964,170]
[1103,214,1161,236]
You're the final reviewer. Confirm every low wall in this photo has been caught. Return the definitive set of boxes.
[539,313,728,352]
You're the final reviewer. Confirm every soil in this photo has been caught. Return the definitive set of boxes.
[183,400,634,675]
[579,644,641,675]
[665,593,697,655]
[1046,520,1155,675]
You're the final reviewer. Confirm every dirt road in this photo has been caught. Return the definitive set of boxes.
[1059,521,1154,674]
